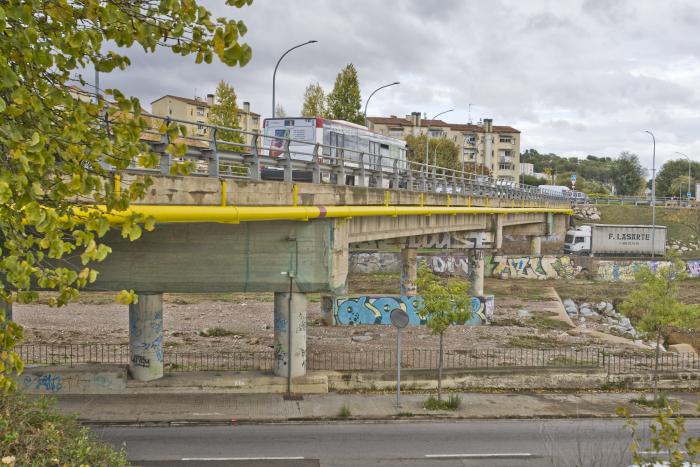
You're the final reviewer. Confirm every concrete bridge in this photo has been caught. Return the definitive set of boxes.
[9,117,572,383]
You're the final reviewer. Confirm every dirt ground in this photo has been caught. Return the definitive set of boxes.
[14,275,687,356]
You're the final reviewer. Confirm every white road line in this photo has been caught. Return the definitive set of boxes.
[181,457,305,461]
[426,453,533,459]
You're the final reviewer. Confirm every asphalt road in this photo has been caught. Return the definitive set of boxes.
[93,419,700,467]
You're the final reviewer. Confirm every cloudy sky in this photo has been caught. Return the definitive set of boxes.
[100,0,700,173]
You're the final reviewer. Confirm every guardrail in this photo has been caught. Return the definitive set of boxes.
[16,343,700,375]
[117,115,570,203]
[574,196,697,207]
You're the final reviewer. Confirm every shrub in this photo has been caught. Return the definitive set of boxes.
[424,395,462,411]
[337,404,351,418]
[0,392,128,465]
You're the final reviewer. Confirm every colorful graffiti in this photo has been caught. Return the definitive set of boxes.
[331,295,494,326]
[596,260,680,282]
[485,255,580,280]
[424,255,471,276]
[687,260,700,278]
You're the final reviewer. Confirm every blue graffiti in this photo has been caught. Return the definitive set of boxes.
[333,295,493,326]
[31,374,63,393]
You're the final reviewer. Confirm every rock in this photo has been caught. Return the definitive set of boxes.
[668,343,698,356]
[619,317,632,330]
[596,301,607,312]
[590,214,600,220]
[517,309,531,318]
[562,298,577,309]
[248,337,260,345]
[262,324,271,330]
[605,302,614,313]
[352,335,373,343]
[580,307,596,317]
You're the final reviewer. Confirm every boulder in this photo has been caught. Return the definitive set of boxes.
[580,307,596,317]
[562,298,577,309]
[517,309,531,318]
[596,301,607,312]
[619,317,632,330]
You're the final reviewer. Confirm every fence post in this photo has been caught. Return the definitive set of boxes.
[208,127,219,177]
[312,143,321,184]
[283,139,293,183]
[249,134,261,181]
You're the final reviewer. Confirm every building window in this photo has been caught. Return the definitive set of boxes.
[463,134,476,145]
[196,107,206,116]
[252,117,259,125]
[388,127,403,138]
[429,130,443,138]
[463,149,476,160]
[499,163,514,171]
[499,136,512,143]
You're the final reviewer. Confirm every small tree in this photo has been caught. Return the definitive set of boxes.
[417,264,472,401]
[301,82,327,118]
[620,253,700,401]
[275,103,287,118]
[326,63,363,125]
[208,80,244,147]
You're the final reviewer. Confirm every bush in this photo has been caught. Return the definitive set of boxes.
[424,395,462,411]
[0,392,129,466]
[337,404,351,418]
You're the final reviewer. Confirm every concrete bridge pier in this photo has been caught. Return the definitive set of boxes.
[128,293,164,381]
[400,247,418,296]
[530,236,543,256]
[468,250,485,296]
[273,292,307,378]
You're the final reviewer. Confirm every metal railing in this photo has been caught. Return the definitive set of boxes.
[119,115,570,204]
[574,195,697,207]
[15,343,700,375]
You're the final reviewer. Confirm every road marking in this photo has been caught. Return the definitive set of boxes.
[425,453,533,459]
[181,457,305,461]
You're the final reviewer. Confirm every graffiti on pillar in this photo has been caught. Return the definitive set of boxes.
[131,355,150,368]
[274,343,288,371]
[408,231,493,249]
[423,255,471,276]
[485,255,580,280]
[331,295,493,326]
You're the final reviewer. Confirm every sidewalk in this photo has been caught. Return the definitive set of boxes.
[50,391,700,425]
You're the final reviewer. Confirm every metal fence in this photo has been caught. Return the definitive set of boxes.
[575,196,697,207]
[119,115,571,204]
[15,343,700,375]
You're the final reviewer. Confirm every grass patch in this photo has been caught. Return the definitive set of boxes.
[508,335,561,349]
[424,395,462,411]
[631,393,670,409]
[528,315,573,331]
[490,317,523,327]
[397,411,414,417]
[337,404,352,418]
[198,327,245,338]
[600,379,628,391]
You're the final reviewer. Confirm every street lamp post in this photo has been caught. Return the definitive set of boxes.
[363,82,400,126]
[424,109,454,168]
[272,40,318,118]
[675,152,693,207]
[644,130,657,258]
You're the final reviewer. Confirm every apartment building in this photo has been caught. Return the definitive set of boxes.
[367,113,520,180]
[150,94,261,147]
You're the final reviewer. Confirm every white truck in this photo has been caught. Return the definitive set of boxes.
[564,224,667,256]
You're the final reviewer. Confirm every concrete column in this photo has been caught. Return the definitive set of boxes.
[400,247,417,296]
[468,250,485,296]
[0,300,11,324]
[530,236,542,256]
[128,293,163,381]
[273,292,307,378]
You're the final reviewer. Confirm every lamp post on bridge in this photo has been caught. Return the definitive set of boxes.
[272,40,318,118]
[644,130,657,258]
[424,109,454,168]
[363,81,400,127]
[675,152,693,207]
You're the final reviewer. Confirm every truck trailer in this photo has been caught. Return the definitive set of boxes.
[563,224,667,257]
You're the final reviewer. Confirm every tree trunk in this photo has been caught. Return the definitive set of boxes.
[438,331,444,401]
[654,330,661,401]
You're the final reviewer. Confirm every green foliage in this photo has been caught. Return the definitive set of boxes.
[326,63,363,125]
[417,265,472,335]
[612,152,646,195]
[619,399,700,467]
[337,404,351,418]
[301,82,328,118]
[631,393,670,409]
[669,175,693,198]
[405,134,464,172]
[0,392,129,465]
[0,0,253,391]
[655,158,700,197]
[522,174,548,187]
[208,80,244,146]
[424,395,462,410]
[274,104,286,118]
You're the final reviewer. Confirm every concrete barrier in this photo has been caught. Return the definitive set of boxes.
[18,365,127,394]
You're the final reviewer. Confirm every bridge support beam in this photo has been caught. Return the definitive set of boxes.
[468,250,485,296]
[129,293,164,381]
[273,292,307,378]
[530,236,542,256]
[0,300,11,324]
[400,247,417,296]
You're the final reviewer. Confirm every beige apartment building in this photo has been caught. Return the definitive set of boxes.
[367,113,520,180]
[150,94,261,148]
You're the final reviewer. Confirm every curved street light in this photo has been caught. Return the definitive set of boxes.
[363,81,400,126]
[425,109,454,167]
[272,40,318,117]
[644,130,657,257]
[675,152,693,205]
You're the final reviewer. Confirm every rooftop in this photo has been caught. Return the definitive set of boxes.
[367,116,519,133]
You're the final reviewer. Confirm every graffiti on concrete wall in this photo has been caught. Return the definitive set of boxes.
[408,231,493,249]
[485,255,581,280]
[596,261,674,282]
[20,372,121,394]
[687,260,700,278]
[332,295,494,326]
[423,255,471,276]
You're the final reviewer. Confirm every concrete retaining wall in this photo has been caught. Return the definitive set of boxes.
[19,365,127,394]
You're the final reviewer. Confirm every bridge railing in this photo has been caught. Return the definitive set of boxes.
[575,195,696,207]
[121,115,570,203]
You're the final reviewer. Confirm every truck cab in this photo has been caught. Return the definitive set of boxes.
[564,225,592,255]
